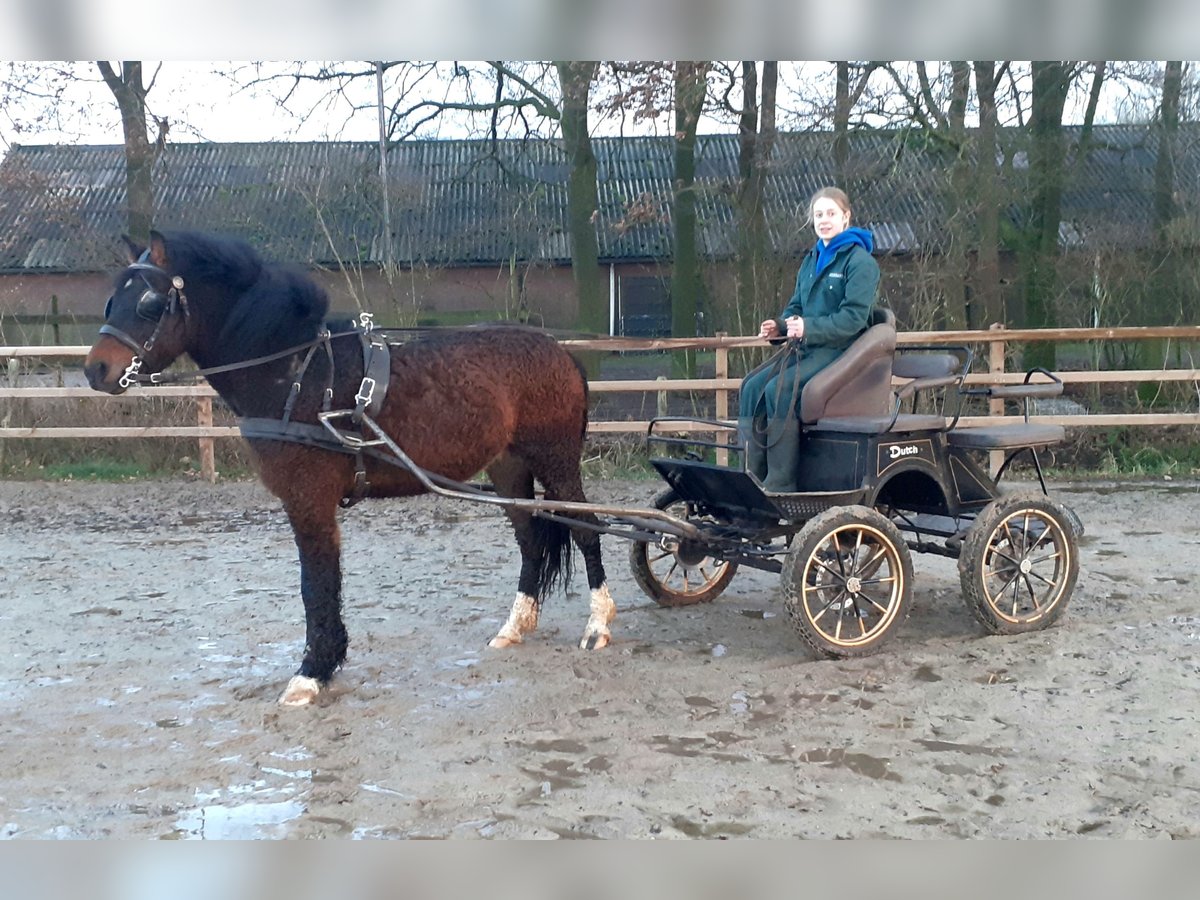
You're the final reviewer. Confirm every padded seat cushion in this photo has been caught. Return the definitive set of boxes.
[946,423,1065,449]
[812,413,948,434]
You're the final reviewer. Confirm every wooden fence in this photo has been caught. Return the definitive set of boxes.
[2,324,1198,482]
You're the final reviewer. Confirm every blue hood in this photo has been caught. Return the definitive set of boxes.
[814,226,874,277]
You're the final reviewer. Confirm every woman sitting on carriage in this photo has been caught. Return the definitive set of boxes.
[739,186,881,493]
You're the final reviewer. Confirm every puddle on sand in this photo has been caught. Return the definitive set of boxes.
[167,798,305,839]
[796,748,901,782]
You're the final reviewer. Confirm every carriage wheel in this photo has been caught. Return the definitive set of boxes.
[628,489,738,607]
[781,506,913,658]
[958,492,1079,635]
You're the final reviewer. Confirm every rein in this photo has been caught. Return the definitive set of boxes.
[108,318,369,388]
[744,340,806,451]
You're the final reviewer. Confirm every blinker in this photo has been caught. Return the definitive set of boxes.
[102,265,184,323]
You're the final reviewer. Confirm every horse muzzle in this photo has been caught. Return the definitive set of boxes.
[84,337,135,395]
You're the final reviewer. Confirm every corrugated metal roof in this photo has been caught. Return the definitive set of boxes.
[0,125,1196,273]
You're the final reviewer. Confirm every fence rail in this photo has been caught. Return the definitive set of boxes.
[3,325,1198,482]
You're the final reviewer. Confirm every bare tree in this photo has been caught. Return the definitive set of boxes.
[554,61,606,338]
[730,61,780,337]
[668,61,710,377]
[97,62,168,245]
[973,61,1004,328]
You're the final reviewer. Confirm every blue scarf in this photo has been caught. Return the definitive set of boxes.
[814,227,874,277]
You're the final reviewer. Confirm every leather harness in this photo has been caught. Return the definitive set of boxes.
[238,319,394,507]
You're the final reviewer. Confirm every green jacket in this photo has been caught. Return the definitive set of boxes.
[775,241,880,351]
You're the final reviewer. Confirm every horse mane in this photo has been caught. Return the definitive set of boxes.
[159,230,330,359]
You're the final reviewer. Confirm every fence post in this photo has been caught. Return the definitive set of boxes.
[988,323,1006,476]
[197,395,216,483]
[714,333,729,466]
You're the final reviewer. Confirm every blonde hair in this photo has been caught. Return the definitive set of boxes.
[808,186,852,220]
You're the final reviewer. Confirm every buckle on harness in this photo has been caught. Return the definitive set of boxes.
[358,311,374,333]
[355,377,376,409]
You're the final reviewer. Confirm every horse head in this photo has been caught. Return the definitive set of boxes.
[84,231,195,394]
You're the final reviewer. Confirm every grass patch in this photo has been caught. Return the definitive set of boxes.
[1044,426,1200,479]
[39,459,154,481]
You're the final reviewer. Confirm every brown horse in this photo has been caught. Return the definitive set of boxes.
[84,230,613,706]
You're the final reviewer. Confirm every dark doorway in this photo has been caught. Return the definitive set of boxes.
[619,276,671,337]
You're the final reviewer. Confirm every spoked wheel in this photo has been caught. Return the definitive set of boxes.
[958,492,1079,635]
[782,505,913,658]
[629,489,738,607]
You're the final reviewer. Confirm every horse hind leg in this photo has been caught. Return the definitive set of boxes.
[485,455,570,648]
[533,449,614,650]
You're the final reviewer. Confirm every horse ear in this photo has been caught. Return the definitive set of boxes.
[148,231,170,269]
[121,235,144,264]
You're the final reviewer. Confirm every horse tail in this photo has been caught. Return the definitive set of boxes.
[568,351,590,440]
[533,513,574,596]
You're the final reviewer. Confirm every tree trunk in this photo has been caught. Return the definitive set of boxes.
[554,61,606,340]
[735,61,777,337]
[973,61,1004,329]
[96,61,157,245]
[671,61,708,378]
[1151,61,1183,324]
[1022,61,1074,369]
[941,61,971,330]
[834,62,851,186]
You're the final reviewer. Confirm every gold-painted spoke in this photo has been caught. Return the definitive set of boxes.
[810,588,848,623]
[1028,548,1062,567]
[1024,566,1059,588]
[1024,523,1055,556]
[812,556,847,582]
[986,545,1022,570]
[1020,573,1044,611]
[853,544,887,577]
[859,588,893,616]
[860,572,897,589]
[986,567,1021,602]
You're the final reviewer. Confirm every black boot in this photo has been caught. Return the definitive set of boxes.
[761,423,801,493]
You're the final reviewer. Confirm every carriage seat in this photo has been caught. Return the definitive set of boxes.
[798,307,897,426]
[945,423,1064,449]
[810,343,961,434]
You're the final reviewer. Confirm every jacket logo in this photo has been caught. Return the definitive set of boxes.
[888,444,920,459]
[829,272,844,278]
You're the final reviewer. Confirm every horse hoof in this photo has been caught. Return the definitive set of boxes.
[580,631,611,650]
[488,634,522,649]
[278,675,322,706]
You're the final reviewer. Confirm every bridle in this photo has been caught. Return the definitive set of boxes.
[97,257,377,391]
[99,258,190,388]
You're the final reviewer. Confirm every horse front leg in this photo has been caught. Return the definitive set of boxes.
[278,507,348,707]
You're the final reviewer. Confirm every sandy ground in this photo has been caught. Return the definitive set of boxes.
[0,475,1198,839]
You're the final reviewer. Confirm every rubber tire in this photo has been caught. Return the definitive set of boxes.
[958,492,1079,635]
[781,505,914,659]
[628,488,738,607]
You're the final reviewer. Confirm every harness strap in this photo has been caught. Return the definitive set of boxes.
[353,330,391,423]
[281,329,331,425]
[238,417,384,509]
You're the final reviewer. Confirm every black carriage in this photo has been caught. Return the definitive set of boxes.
[619,309,1082,658]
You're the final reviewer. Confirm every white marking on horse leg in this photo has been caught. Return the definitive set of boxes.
[489,592,539,648]
[278,675,322,707]
[580,582,616,650]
